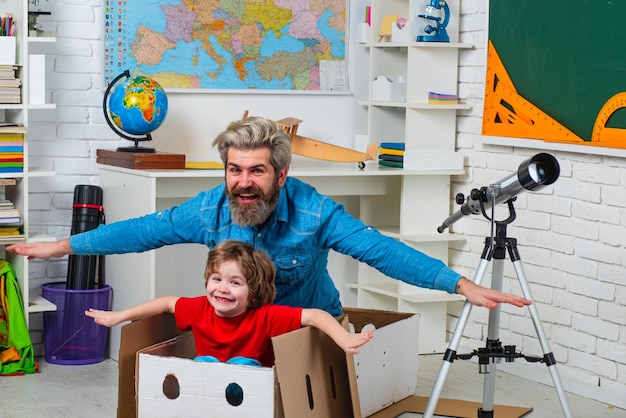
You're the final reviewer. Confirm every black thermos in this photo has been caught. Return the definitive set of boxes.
[66,185,105,290]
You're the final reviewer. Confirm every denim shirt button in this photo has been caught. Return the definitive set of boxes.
[292,259,297,265]
[257,232,262,237]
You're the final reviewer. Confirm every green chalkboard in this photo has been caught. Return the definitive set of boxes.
[488,1,626,141]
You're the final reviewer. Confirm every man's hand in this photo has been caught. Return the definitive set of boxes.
[456,278,531,309]
[5,238,73,260]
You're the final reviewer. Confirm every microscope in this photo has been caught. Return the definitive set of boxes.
[416,0,450,42]
[28,0,52,37]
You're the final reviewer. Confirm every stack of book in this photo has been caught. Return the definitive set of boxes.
[428,91,458,105]
[378,142,404,168]
[0,126,24,173]
[0,196,23,238]
[0,65,20,104]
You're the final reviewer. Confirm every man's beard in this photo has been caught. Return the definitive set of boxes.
[227,178,281,227]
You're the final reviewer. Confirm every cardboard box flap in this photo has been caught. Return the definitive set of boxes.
[272,325,353,418]
[344,307,414,331]
[344,308,420,418]
[134,331,197,417]
[138,331,196,359]
[118,313,184,418]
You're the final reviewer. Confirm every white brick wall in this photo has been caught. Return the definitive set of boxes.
[450,1,626,407]
[26,0,625,407]
[26,0,121,297]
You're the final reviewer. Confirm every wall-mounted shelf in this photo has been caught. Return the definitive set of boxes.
[477,135,626,158]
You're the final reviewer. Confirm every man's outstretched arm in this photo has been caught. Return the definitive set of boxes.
[6,238,73,260]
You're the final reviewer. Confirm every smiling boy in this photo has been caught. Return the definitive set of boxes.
[85,240,372,366]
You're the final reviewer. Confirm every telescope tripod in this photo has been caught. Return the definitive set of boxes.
[424,200,573,417]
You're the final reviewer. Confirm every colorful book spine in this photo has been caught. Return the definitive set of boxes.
[0,136,23,141]
[379,142,405,151]
[0,166,23,173]
[378,147,404,157]
[378,154,402,163]
[378,160,403,168]
[0,146,23,152]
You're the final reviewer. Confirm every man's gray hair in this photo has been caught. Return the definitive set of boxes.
[213,116,292,172]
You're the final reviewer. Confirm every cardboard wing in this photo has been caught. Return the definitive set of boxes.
[272,323,354,418]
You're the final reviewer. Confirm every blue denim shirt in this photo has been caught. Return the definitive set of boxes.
[71,177,462,315]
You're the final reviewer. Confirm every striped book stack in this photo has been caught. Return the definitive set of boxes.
[0,126,24,173]
[0,179,23,239]
[378,142,404,168]
[0,65,21,104]
[428,91,458,105]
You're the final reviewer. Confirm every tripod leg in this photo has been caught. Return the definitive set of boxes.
[479,258,504,416]
[423,258,492,418]
[512,259,574,418]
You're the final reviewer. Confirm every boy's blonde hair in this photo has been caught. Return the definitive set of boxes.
[204,240,276,308]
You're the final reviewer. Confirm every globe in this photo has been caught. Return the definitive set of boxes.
[103,70,168,152]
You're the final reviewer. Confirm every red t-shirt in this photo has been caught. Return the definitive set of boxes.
[175,297,303,367]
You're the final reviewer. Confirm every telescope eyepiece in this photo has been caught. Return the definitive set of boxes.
[518,153,560,191]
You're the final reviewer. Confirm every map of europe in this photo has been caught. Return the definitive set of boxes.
[103,0,346,91]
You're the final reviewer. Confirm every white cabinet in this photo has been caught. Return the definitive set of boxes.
[0,0,56,325]
[351,0,471,352]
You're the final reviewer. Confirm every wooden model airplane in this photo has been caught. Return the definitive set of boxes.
[243,111,378,169]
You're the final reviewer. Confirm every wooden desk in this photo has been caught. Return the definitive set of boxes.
[98,160,464,359]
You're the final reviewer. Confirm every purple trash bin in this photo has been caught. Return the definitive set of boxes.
[42,282,111,365]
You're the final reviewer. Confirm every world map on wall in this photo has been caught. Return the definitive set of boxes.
[103,0,346,91]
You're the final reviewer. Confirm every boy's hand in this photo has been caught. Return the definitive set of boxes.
[85,308,122,327]
[341,330,373,354]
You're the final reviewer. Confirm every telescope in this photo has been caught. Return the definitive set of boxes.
[437,153,560,233]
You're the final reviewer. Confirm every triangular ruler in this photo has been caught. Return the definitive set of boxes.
[482,41,585,143]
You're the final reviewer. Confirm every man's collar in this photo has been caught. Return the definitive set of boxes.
[274,180,289,223]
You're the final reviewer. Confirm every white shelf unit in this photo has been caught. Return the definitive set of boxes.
[0,0,57,324]
[352,0,471,352]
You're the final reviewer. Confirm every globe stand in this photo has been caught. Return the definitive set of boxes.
[115,133,156,153]
[116,146,156,153]
[103,70,159,153]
